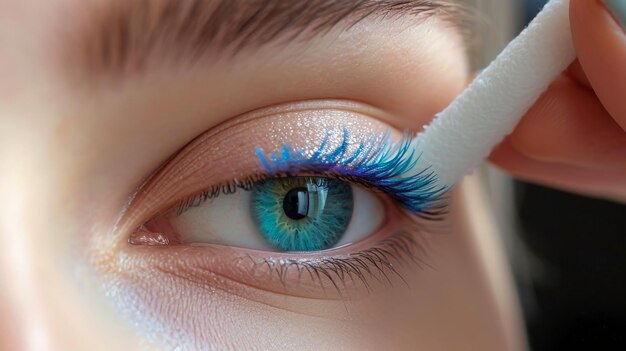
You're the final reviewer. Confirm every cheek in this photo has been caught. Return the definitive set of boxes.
[105,268,370,349]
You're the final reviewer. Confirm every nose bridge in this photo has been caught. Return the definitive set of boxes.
[0,135,101,351]
[0,166,98,351]
[0,290,26,350]
[0,161,54,351]
[0,1,145,348]
[0,146,144,351]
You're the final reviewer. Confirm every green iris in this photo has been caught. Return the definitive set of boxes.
[250,177,353,252]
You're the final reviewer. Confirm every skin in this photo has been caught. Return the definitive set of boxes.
[0,0,620,350]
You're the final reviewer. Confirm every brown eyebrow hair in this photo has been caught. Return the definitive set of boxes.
[72,0,469,79]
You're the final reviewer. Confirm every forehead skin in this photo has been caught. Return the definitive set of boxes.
[0,0,522,350]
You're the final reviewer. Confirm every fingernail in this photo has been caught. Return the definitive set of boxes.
[604,0,626,29]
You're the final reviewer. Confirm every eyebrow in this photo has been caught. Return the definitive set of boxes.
[75,0,466,78]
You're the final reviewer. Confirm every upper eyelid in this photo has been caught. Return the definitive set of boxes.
[171,130,448,221]
[117,103,449,237]
[119,106,384,225]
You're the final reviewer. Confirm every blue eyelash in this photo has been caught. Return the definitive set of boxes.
[255,130,448,217]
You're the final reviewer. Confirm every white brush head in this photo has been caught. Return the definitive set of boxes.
[413,0,576,189]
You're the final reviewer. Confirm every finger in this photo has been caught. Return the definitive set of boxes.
[565,60,592,90]
[571,0,626,130]
[489,139,626,202]
[508,75,626,172]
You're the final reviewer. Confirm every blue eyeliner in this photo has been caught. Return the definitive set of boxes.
[255,129,448,217]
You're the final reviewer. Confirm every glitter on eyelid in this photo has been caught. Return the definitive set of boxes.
[265,111,384,158]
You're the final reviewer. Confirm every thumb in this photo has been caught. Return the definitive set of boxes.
[571,0,626,130]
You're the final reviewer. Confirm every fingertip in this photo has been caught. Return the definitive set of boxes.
[489,138,626,201]
[570,0,626,130]
[509,75,626,171]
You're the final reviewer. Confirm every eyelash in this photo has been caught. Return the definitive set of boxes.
[174,129,448,218]
[147,129,448,294]
[234,229,429,296]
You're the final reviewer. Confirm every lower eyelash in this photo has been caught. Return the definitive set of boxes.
[233,224,432,297]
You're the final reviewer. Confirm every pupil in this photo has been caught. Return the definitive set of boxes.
[283,187,308,220]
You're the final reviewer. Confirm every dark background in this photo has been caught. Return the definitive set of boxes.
[515,2,626,350]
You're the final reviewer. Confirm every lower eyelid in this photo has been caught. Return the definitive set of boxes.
[122,208,428,300]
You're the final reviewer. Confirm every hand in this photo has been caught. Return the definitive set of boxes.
[490,0,626,203]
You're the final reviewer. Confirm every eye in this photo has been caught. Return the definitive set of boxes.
[141,176,384,252]
[123,103,448,297]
